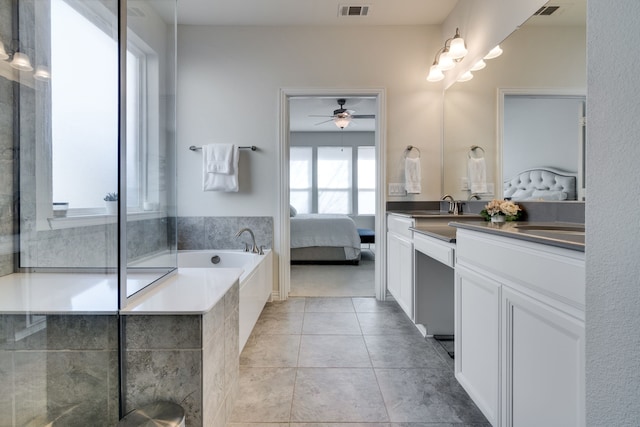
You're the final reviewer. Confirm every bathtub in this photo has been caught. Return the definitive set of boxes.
[179,250,273,352]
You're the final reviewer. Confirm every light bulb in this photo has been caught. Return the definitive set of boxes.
[448,37,467,60]
[470,59,486,71]
[484,45,503,60]
[457,71,474,82]
[436,52,455,71]
[34,65,51,81]
[426,65,444,82]
[10,52,33,71]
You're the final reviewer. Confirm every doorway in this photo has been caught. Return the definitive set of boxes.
[277,88,387,301]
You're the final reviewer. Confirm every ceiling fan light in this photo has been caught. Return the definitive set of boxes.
[484,45,503,60]
[334,116,351,129]
[470,59,486,71]
[448,35,467,60]
[426,65,444,82]
[10,52,33,71]
[457,71,474,82]
[436,52,455,71]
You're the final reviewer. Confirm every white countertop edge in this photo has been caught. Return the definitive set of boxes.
[120,267,244,315]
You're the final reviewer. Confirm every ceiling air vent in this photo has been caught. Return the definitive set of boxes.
[339,5,370,17]
[534,5,561,16]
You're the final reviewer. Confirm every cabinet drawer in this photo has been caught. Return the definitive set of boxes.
[414,233,455,267]
[387,215,414,238]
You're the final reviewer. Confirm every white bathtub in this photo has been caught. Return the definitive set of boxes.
[178,250,272,352]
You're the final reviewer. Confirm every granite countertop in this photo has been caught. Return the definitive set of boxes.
[449,221,585,252]
[411,223,462,243]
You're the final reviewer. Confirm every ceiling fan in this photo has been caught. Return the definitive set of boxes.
[310,98,375,129]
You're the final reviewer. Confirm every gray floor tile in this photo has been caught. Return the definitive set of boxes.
[352,297,404,313]
[229,367,296,423]
[302,312,362,335]
[252,312,304,335]
[357,311,420,336]
[305,297,355,313]
[298,335,371,368]
[241,334,301,367]
[291,368,389,422]
[262,298,307,314]
[364,335,449,369]
[375,368,488,424]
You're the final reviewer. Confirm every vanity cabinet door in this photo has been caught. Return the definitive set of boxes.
[455,264,500,426]
[501,286,585,427]
[387,231,413,319]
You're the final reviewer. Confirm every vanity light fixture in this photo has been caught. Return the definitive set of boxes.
[470,59,486,71]
[33,65,51,81]
[0,41,8,60]
[9,51,33,71]
[484,45,503,60]
[426,27,467,82]
[457,71,474,82]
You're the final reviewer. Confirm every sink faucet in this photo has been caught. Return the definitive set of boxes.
[234,228,259,254]
[468,193,481,201]
[441,194,455,213]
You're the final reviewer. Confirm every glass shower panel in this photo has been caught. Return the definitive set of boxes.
[125,0,177,298]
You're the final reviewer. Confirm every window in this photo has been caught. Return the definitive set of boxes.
[290,144,375,215]
[50,0,150,215]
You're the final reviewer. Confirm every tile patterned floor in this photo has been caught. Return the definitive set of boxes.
[229,297,490,427]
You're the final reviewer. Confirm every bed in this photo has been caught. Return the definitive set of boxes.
[503,167,577,201]
[290,213,362,264]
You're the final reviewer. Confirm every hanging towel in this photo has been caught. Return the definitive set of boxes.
[404,157,422,194]
[203,144,239,192]
[467,157,487,193]
[204,143,234,174]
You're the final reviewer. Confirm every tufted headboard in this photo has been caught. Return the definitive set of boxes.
[503,168,577,201]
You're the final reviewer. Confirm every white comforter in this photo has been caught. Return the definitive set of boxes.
[290,214,361,260]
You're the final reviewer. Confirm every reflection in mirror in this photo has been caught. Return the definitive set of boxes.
[442,1,586,202]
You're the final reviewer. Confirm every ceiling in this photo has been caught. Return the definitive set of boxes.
[171,0,459,27]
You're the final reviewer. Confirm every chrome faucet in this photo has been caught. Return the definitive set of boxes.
[441,194,455,213]
[468,193,481,201]
[234,228,259,254]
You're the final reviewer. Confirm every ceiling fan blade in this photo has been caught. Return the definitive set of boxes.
[309,114,334,118]
[352,114,375,119]
[314,119,334,125]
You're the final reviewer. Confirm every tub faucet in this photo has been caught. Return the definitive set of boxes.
[234,228,259,254]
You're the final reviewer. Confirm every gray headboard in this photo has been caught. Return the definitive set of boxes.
[503,167,577,201]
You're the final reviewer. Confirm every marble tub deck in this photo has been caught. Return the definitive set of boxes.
[229,296,489,426]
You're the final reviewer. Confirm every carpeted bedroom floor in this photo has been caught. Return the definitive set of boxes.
[290,249,375,297]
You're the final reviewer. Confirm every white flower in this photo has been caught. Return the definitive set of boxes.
[500,201,521,216]
[483,199,521,218]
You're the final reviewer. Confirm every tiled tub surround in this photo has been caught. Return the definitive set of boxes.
[122,280,240,427]
[0,314,120,426]
[178,216,273,250]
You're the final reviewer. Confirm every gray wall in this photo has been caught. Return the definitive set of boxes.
[586,0,640,424]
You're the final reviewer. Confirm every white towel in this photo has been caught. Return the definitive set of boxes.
[404,157,421,194]
[467,157,487,193]
[204,143,234,174]
[203,145,239,192]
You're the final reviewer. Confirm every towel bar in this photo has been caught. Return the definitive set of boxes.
[189,145,257,151]
[405,145,421,158]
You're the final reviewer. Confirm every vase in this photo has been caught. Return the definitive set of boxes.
[491,214,506,223]
[105,201,118,215]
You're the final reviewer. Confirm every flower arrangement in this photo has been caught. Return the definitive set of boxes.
[480,199,522,222]
[104,192,118,202]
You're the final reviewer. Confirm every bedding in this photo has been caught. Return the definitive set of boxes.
[503,168,577,201]
[290,214,362,263]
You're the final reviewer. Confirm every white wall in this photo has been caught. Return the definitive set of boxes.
[442,25,586,200]
[176,24,445,221]
[586,0,640,424]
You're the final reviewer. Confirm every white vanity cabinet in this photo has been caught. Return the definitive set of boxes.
[454,228,585,427]
[386,214,415,320]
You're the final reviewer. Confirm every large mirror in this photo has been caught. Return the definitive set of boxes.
[442,0,586,201]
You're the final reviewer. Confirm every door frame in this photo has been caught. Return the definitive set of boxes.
[276,87,387,300]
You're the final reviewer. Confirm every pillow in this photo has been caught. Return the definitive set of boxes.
[531,190,568,201]
[289,205,297,217]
